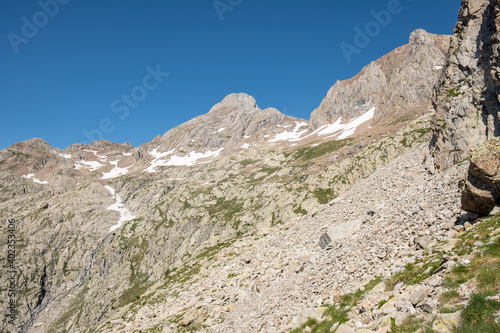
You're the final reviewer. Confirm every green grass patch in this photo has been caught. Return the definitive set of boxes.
[313,188,335,205]
[293,205,308,216]
[386,259,442,290]
[208,197,244,223]
[289,277,381,332]
[290,306,349,333]
[239,159,256,167]
[440,289,460,304]
[378,295,394,309]
[388,113,418,126]
[456,292,500,332]
[286,139,351,163]
[390,315,433,333]
[447,87,465,98]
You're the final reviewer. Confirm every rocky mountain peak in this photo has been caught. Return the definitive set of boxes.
[309,29,450,132]
[409,28,436,46]
[210,93,258,113]
[151,93,306,158]
[16,138,52,151]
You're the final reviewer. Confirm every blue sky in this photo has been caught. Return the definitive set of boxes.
[1,0,460,150]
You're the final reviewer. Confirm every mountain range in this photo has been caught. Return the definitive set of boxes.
[1,1,499,332]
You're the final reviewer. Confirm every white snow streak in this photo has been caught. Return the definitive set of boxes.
[146,147,223,172]
[145,148,176,173]
[22,174,48,184]
[101,160,131,179]
[74,160,105,171]
[269,122,308,142]
[104,186,135,232]
[309,107,375,140]
[163,148,224,167]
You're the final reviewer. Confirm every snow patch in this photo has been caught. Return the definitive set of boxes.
[22,174,48,184]
[163,149,224,167]
[123,152,132,156]
[315,107,375,139]
[145,148,176,173]
[269,122,309,142]
[74,160,105,171]
[217,128,226,133]
[435,66,443,70]
[58,153,72,159]
[104,186,135,232]
[241,143,252,149]
[101,160,131,179]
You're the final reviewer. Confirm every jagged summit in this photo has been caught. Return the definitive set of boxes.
[309,29,451,131]
[409,28,437,46]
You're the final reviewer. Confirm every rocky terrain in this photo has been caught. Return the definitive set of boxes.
[92,143,469,332]
[430,0,500,172]
[1,1,500,332]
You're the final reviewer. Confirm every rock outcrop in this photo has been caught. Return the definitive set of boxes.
[430,0,500,172]
[462,137,500,215]
[310,29,450,131]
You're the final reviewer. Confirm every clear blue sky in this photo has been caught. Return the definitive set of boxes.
[0,0,460,150]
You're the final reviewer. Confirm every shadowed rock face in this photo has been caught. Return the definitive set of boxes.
[430,0,500,172]
[462,137,500,215]
[309,29,450,131]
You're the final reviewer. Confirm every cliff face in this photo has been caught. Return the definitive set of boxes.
[310,29,450,131]
[430,0,500,172]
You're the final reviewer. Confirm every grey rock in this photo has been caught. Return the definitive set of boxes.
[409,289,428,306]
[319,232,333,249]
[430,0,500,171]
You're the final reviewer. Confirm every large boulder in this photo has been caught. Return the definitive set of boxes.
[462,138,500,215]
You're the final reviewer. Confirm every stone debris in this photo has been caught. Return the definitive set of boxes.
[102,143,471,332]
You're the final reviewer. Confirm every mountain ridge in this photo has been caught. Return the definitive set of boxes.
[4,6,500,331]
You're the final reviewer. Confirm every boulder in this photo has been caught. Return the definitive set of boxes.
[409,289,428,306]
[432,311,462,333]
[462,138,500,216]
[319,232,332,249]
[416,236,431,249]
[335,324,356,333]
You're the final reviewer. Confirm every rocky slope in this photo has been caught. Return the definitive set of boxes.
[430,0,500,172]
[88,142,469,332]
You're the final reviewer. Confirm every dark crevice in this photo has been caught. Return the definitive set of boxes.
[35,265,47,308]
